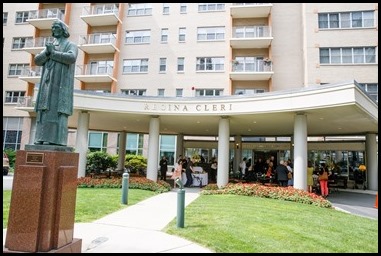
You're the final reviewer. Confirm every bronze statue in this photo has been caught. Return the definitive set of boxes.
[34,20,78,146]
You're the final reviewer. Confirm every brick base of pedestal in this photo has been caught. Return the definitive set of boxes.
[4,149,80,253]
[3,238,82,254]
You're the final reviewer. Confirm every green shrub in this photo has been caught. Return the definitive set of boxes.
[86,151,117,175]
[4,148,16,168]
[125,154,147,174]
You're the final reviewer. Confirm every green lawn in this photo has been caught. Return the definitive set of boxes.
[3,189,378,253]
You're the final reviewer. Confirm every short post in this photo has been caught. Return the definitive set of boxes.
[121,172,129,205]
[175,178,185,228]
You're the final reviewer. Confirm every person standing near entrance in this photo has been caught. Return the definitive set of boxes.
[275,160,289,187]
[34,20,78,146]
[184,158,194,187]
[159,156,168,181]
[319,165,329,198]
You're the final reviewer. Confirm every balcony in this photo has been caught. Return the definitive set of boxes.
[230,59,273,81]
[230,3,272,18]
[78,33,119,54]
[27,8,65,29]
[80,4,121,26]
[230,26,272,49]
[23,36,55,55]
[18,66,43,84]
[75,64,116,83]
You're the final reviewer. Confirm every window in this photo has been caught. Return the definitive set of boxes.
[232,57,265,72]
[198,3,225,12]
[161,28,168,43]
[177,57,184,72]
[125,30,150,44]
[121,89,146,96]
[121,133,144,155]
[3,12,8,25]
[179,27,186,42]
[5,91,25,104]
[88,132,108,152]
[8,63,29,76]
[158,89,165,96]
[319,47,376,64]
[163,3,169,14]
[359,83,378,103]
[159,58,167,72]
[176,88,183,97]
[12,37,31,49]
[180,3,187,13]
[159,135,176,166]
[89,61,113,75]
[15,11,29,24]
[123,59,148,73]
[127,3,152,16]
[196,57,224,71]
[234,89,265,95]
[195,89,223,96]
[3,117,23,150]
[318,11,374,29]
[197,27,225,41]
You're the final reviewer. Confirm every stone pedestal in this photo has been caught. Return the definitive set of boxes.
[4,149,82,253]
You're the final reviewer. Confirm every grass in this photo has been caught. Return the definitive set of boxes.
[3,188,378,253]
[3,188,156,228]
[164,194,378,253]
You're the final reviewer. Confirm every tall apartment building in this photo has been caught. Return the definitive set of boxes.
[3,3,378,189]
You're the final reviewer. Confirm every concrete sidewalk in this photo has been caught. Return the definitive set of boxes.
[3,187,215,253]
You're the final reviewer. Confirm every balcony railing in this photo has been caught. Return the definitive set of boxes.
[25,36,55,48]
[79,33,116,45]
[28,8,64,20]
[232,26,271,38]
[82,4,119,16]
[75,64,115,83]
[18,66,43,83]
[232,60,272,72]
[17,96,34,108]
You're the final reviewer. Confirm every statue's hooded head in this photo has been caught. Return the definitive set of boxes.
[51,20,70,38]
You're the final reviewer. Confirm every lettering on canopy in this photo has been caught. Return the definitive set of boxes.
[144,103,233,112]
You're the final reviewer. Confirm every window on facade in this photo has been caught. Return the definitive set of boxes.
[319,47,376,64]
[89,60,113,75]
[127,3,152,16]
[318,11,374,29]
[196,57,224,71]
[5,91,25,104]
[15,11,29,24]
[123,59,149,73]
[158,89,165,96]
[121,89,146,96]
[125,30,150,44]
[161,28,168,43]
[163,3,169,14]
[12,37,31,49]
[198,3,225,12]
[179,27,186,42]
[8,63,29,76]
[88,132,108,152]
[177,57,185,72]
[359,83,378,103]
[159,58,167,72]
[160,135,176,166]
[120,133,144,155]
[3,117,23,150]
[176,88,183,97]
[197,26,225,41]
[233,57,265,72]
[3,12,8,25]
[180,3,187,13]
[195,89,223,96]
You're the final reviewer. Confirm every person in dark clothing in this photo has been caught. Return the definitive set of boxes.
[159,156,168,181]
[275,160,289,187]
[184,158,194,187]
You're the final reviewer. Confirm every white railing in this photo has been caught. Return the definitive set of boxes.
[79,33,116,45]
[232,3,271,6]
[20,66,43,77]
[28,8,64,20]
[232,60,272,72]
[76,64,113,76]
[17,96,34,108]
[232,26,271,38]
[82,4,119,16]
[24,36,55,48]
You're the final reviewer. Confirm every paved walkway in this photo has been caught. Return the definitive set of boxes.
[3,185,377,253]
